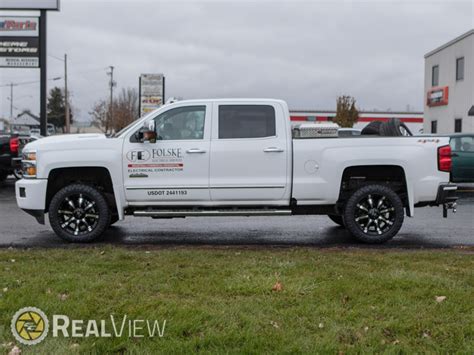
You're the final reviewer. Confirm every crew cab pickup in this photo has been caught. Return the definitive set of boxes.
[16,99,457,243]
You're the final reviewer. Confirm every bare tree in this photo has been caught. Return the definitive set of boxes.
[90,100,110,134]
[112,88,139,132]
[90,87,138,134]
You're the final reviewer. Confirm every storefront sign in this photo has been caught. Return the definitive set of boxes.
[0,36,39,68]
[139,74,165,117]
[0,0,60,10]
[0,17,39,37]
[426,86,449,107]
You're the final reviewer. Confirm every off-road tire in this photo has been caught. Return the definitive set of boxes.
[361,121,383,135]
[343,184,404,244]
[328,214,345,227]
[49,183,111,242]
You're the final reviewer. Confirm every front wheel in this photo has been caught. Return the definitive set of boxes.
[343,184,404,244]
[49,184,111,242]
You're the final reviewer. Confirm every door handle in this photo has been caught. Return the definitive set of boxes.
[186,148,206,154]
[451,153,459,157]
[263,147,284,153]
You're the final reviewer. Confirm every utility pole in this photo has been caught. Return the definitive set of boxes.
[39,10,48,137]
[64,53,70,133]
[107,66,115,132]
[10,83,13,119]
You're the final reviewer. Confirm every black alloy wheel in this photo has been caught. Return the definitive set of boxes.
[49,184,111,242]
[344,185,404,243]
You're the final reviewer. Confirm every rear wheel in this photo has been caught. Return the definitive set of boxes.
[328,214,345,227]
[343,184,404,244]
[49,184,111,242]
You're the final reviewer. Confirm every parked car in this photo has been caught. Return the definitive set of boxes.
[17,99,457,244]
[11,135,40,179]
[450,134,474,182]
[29,128,41,136]
[0,134,20,182]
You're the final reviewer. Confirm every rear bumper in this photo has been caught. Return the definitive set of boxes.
[16,179,48,224]
[435,184,458,205]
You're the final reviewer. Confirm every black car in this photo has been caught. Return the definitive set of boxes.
[0,134,37,182]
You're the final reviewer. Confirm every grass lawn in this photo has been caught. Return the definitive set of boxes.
[0,246,473,354]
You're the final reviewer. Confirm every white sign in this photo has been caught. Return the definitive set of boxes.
[0,17,39,37]
[0,0,60,10]
[0,57,38,67]
[139,74,164,117]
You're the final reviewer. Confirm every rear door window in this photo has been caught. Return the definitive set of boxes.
[218,105,276,139]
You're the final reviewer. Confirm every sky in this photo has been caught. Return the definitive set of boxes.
[0,0,473,122]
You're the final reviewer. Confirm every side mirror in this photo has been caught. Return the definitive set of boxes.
[143,129,157,143]
[135,121,157,143]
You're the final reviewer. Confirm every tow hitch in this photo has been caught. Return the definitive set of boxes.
[436,184,458,218]
[443,201,457,218]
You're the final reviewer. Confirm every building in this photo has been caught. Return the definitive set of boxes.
[424,29,474,134]
[289,110,423,133]
[0,118,10,133]
[9,110,40,133]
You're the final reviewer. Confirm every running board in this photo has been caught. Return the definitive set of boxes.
[133,209,292,218]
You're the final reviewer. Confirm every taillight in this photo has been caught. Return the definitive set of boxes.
[438,145,452,172]
[9,137,19,155]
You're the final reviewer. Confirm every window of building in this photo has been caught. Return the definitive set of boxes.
[431,120,437,134]
[218,105,276,139]
[456,57,464,81]
[432,65,439,86]
[454,118,462,133]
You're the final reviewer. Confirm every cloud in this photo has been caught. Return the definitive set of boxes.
[0,0,472,121]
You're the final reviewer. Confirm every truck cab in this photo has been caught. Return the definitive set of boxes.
[124,99,292,206]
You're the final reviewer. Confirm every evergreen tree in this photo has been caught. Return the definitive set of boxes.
[47,87,73,132]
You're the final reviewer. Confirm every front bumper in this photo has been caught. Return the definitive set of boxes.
[16,179,48,224]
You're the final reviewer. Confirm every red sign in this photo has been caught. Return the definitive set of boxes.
[427,86,449,107]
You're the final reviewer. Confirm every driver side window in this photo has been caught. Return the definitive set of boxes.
[154,106,206,140]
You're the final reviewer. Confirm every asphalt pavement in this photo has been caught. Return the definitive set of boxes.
[0,177,473,249]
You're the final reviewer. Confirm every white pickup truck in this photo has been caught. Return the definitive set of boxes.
[16,99,457,243]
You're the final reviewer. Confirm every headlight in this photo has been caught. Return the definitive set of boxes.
[22,150,37,179]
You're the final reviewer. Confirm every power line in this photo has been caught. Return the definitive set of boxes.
[0,67,108,88]
[0,77,62,88]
